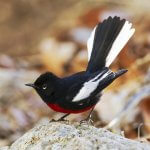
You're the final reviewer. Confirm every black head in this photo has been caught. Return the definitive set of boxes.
[26,72,58,102]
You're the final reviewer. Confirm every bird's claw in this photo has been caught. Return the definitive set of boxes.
[49,119,57,122]
[49,118,69,123]
[57,118,68,122]
[80,118,94,125]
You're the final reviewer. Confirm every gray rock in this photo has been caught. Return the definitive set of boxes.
[0,121,150,150]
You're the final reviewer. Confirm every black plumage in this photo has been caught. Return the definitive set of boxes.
[26,16,134,121]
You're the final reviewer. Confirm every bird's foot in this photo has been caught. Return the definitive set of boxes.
[57,118,69,122]
[49,114,70,123]
[49,118,69,123]
[80,118,94,125]
[49,119,57,122]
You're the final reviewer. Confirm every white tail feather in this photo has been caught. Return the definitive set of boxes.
[106,21,135,67]
[87,26,96,61]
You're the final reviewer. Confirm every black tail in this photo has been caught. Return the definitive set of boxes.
[114,69,128,79]
[86,16,135,73]
[97,69,128,92]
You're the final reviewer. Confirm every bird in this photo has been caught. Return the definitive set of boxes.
[26,16,135,122]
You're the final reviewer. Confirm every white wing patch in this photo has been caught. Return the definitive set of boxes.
[72,70,112,102]
[106,21,135,67]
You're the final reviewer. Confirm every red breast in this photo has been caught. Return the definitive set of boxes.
[48,103,95,114]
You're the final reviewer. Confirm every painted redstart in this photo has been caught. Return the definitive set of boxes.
[26,16,135,122]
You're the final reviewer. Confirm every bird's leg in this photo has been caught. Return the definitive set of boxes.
[57,113,70,121]
[80,107,94,125]
[50,113,70,122]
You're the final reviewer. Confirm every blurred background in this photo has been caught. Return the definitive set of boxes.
[0,0,150,147]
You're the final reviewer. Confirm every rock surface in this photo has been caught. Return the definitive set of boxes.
[0,120,150,150]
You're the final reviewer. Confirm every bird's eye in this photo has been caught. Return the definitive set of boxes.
[42,84,47,90]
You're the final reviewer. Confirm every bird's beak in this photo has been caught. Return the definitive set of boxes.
[25,83,35,88]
